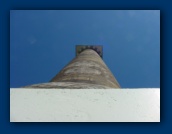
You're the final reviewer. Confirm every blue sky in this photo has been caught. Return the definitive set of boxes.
[10,10,160,88]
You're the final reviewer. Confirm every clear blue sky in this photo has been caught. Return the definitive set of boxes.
[10,10,160,88]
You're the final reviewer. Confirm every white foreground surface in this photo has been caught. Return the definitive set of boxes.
[10,88,160,122]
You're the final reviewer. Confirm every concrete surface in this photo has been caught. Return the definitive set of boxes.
[10,88,160,122]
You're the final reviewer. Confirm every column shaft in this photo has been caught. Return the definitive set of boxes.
[51,49,120,88]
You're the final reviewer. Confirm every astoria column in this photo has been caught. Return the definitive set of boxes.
[25,45,120,89]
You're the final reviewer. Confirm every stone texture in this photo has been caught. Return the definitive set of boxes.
[25,49,120,89]
[24,82,112,89]
[50,49,120,88]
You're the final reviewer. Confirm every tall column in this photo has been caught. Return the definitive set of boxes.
[24,46,120,89]
[50,49,120,88]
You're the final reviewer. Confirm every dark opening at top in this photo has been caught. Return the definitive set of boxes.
[76,45,103,58]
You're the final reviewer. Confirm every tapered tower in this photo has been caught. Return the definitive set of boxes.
[24,45,120,89]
